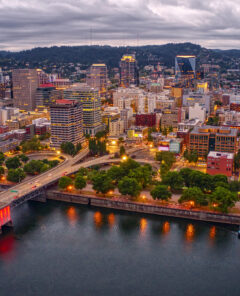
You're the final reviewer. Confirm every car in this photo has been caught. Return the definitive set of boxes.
[32,185,37,189]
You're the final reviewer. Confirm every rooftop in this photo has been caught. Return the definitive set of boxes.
[208,151,234,160]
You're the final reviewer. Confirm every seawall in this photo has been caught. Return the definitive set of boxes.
[46,190,240,225]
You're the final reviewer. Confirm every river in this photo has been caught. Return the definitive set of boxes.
[0,200,239,296]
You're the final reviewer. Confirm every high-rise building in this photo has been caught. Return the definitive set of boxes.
[12,69,39,111]
[35,84,61,110]
[64,84,103,136]
[50,99,84,148]
[120,54,139,87]
[175,55,196,80]
[86,64,108,98]
[0,68,4,84]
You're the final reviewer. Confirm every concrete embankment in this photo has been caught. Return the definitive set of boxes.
[46,191,240,225]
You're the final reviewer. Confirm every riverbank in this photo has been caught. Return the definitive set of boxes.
[46,190,240,225]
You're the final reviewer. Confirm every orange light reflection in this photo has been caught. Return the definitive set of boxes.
[162,221,170,235]
[94,211,103,228]
[185,224,195,242]
[140,218,147,235]
[66,206,78,225]
[108,213,115,228]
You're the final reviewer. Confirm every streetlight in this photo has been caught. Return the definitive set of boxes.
[111,140,116,145]
[122,155,127,161]
[56,150,61,155]
[67,185,73,191]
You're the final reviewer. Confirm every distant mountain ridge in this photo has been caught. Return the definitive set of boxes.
[0,43,240,69]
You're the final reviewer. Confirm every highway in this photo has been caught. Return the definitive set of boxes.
[0,146,146,208]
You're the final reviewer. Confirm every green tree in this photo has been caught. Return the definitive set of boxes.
[107,165,125,183]
[129,164,153,188]
[74,175,86,190]
[188,171,213,192]
[119,145,126,157]
[92,171,115,194]
[0,166,5,175]
[229,181,240,192]
[0,152,5,165]
[168,126,173,133]
[120,158,140,175]
[150,185,172,201]
[77,167,88,176]
[58,176,73,189]
[179,168,193,187]
[118,176,142,197]
[7,168,26,183]
[162,127,168,136]
[5,156,21,169]
[209,186,238,213]
[19,154,29,163]
[162,171,184,191]
[179,187,208,206]
[212,174,228,184]
[61,142,76,156]
[23,160,45,175]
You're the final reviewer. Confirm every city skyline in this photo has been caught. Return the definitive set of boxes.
[1,0,240,51]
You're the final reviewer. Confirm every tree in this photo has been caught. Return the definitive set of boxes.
[19,154,29,163]
[129,164,153,188]
[0,152,5,165]
[107,165,125,183]
[162,127,168,136]
[7,168,26,183]
[179,187,208,206]
[168,126,173,133]
[92,171,115,194]
[21,137,43,153]
[5,156,21,169]
[162,171,184,191]
[156,151,176,168]
[150,185,172,201]
[229,181,240,192]
[118,176,142,197]
[119,158,140,175]
[188,171,213,192]
[74,175,86,190]
[0,166,5,175]
[119,145,126,157]
[183,150,198,163]
[77,167,88,176]
[24,160,46,175]
[209,186,238,213]
[61,142,76,156]
[212,174,228,184]
[179,168,193,187]
[58,176,73,189]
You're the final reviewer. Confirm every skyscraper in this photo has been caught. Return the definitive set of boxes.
[0,68,4,84]
[175,55,196,80]
[120,54,139,87]
[35,84,61,110]
[50,99,84,148]
[12,69,39,111]
[64,83,103,136]
[86,64,108,98]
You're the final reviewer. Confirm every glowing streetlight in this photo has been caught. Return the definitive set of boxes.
[149,144,153,148]
[122,155,127,161]
[111,140,116,145]
[57,150,61,155]
[67,185,73,191]
[189,201,195,207]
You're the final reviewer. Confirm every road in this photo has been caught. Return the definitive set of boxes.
[0,146,146,208]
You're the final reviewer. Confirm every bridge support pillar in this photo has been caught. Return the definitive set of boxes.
[5,220,13,228]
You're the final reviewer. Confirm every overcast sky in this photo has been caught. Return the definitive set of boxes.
[0,0,240,51]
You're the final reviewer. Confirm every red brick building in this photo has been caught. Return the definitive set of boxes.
[207,151,234,177]
[136,113,156,127]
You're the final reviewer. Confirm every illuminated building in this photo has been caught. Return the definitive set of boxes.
[207,151,234,177]
[12,69,39,111]
[189,126,237,158]
[36,84,61,110]
[50,99,84,148]
[175,55,196,80]
[64,84,103,136]
[120,54,139,87]
[161,109,181,129]
[86,64,108,98]
[109,118,124,137]
[136,113,156,127]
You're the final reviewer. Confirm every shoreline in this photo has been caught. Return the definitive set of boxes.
[46,190,240,226]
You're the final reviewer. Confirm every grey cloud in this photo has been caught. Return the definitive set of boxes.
[0,0,240,50]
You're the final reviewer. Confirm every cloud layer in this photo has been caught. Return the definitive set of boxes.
[0,0,240,51]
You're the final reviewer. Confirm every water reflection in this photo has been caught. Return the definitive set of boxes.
[185,224,195,242]
[162,221,170,235]
[140,218,147,236]
[0,234,16,261]
[66,207,78,226]
[94,211,103,228]
[209,226,216,242]
[107,213,115,228]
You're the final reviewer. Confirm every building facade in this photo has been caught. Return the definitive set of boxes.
[86,64,108,98]
[50,99,84,148]
[120,54,139,87]
[207,151,234,177]
[12,69,39,111]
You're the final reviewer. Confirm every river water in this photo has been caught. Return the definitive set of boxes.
[0,200,240,296]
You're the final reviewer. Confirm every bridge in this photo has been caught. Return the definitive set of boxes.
[0,146,150,233]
